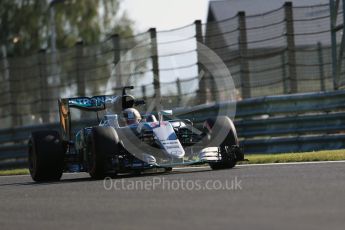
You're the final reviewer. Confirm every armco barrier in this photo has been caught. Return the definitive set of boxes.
[175,90,345,153]
[1,90,345,169]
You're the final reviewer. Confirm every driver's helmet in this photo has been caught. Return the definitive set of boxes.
[123,108,141,125]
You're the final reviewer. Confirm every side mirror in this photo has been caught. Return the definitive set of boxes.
[160,110,173,116]
[158,110,173,121]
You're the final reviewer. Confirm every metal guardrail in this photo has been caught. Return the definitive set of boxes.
[1,90,345,169]
[0,123,59,169]
[174,90,345,153]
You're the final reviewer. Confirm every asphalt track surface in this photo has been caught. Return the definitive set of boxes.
[1,162,345,230]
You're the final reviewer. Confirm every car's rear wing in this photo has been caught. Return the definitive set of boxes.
[57,88,142,140]
[58,95,119,140]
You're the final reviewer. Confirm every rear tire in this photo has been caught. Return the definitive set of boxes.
[89,126,119,179]
[204,116,239,170]
[28,130,65,182]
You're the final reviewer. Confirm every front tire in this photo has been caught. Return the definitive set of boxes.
[204,116,239,170]
[28,130,65,182]
[89,127,119,179]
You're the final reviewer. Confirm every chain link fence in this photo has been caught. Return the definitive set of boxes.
[0,2,344,129]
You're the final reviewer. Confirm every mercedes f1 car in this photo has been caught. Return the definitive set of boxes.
[28,86,244,181]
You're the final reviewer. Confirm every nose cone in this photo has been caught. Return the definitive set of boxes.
[152,122,185,159]
[161,140,185,159]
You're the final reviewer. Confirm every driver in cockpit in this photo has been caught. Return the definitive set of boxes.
[122,108,142,125]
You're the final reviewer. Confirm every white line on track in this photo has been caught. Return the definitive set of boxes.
[0,172,82,179]
[238,160,345,167]
[173,160,345,171]
[1,160,345,178]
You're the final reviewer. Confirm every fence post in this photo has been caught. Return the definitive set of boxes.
[1,45,18,127]
[330,0,337,89]
[335,0,345,88]
[284,2,297,94]
[195,20,207,104]
[149,28,161,111]
[281,51,289,94]
[238,11,251,99]
[112,34,122,89]
[317,42,326,91]
[176,78,182,105]
[38,49,49,123]
[141,85,147,110]
[75,41,85,96]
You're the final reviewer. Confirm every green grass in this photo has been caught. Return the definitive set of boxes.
[0,168,29,176]
[1,149,345,176]
[240,149,345,164]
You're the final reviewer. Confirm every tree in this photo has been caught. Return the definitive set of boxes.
[0,0,135,57]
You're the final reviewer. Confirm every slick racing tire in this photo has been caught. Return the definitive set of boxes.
[203,116,239,170]
[89,126,119,179]
[28,130,65,182]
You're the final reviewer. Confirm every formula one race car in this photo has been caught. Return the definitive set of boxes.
[28,86,244,181]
